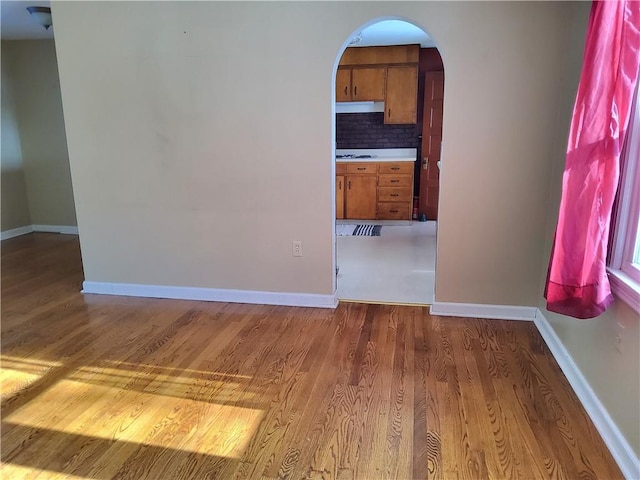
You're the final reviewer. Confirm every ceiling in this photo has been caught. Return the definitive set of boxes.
[353,20,435,49]
[1,0,53,40]
[1,5,433,48]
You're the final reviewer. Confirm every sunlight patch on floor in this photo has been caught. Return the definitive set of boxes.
[1,356,63,401]
[5,375,264,459]
[0,463,91,480]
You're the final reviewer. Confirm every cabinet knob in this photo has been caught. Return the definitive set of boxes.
[344,86,348,96]
[423,157,429,170]
[391,180,399,183]
[388,108,391,118]
[391,167,400,171]
[357,167,366,171]
[354,86,357,96]
[348,181,351,190]
[338,180,342,189]
[391,193,399,197]
[390,209,399,213]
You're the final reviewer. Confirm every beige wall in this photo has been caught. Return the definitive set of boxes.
[50,0,639,459]
[538,2,640,456]
[1,43,31,231]
[2,40,76,228]
[52,1,568,299]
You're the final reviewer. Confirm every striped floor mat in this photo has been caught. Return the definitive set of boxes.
[351,225,382,236]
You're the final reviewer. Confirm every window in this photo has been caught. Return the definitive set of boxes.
[608,78,640,313]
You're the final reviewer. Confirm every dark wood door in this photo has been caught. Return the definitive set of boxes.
[419,71,444,220]
[346,175,377,219]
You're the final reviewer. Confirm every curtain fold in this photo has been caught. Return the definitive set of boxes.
[545,0,640,319]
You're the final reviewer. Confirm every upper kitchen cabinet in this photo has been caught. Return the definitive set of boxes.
[337,67,386,102]
[336,45,419,124]
[385,65,418,124]
[336,68,352,102]
[351,68,386,101]
[339,45,419,66]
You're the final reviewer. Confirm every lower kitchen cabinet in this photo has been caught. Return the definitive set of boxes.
[336,175,345,219]
[377,162,414,220]
[377,202,412,220]
[346,175,377,219]
[336,161,414,221]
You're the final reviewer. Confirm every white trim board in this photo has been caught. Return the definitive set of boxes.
[1,225,34,240]
[82,281,339,309]
[534,309,640,480]
[32,225,79,235]
[1,224,78,240]
[430,302,537,321]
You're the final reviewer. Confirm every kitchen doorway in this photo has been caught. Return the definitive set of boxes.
[333,19,444,305]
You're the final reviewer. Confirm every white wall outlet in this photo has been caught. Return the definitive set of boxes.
[292,241,303,257]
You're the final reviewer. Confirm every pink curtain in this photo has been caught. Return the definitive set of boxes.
[545,0,640,319]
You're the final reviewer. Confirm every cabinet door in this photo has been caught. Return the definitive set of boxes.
[346,175,377,219]
[336,175,345,219]
[336,68,351,102]
[351,67,385,101]
[385,65,418,124]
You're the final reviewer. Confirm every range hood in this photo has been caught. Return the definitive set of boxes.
[335,101,385,114]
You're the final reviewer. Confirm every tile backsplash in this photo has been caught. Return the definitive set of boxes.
[336,113,420,149]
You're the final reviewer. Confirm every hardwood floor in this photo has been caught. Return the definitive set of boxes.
[1,233,623,479]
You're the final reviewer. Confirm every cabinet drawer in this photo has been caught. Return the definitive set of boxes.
[378,174,412,187]
[378,162,414,174]
[336,163,347,174]
[377,203,411,220]
[347,163,377,174]
[378,187,413,203]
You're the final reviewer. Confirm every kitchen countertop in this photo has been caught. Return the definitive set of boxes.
[335,148,416,163]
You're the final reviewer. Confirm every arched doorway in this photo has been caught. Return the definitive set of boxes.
[332,18,444,305]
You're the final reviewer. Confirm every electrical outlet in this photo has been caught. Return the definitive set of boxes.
[292,241,303,257]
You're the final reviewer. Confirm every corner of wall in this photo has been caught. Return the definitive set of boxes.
[534,308,640,480]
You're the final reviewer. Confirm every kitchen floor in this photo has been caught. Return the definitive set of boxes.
[336,221,436,305]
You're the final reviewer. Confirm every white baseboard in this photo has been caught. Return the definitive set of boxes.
[1,224,78,240]
[535,309,640,480]
[32,224,79,235]
[82,281,339,309]
[1,225,34,240]
[430,302,537,321]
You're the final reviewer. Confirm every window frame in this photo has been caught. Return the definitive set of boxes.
[608,78,640,314]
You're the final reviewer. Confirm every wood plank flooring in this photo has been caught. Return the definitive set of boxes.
[1,233,623,479]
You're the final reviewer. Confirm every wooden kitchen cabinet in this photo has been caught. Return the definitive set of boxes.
[336,175,345,219]
[336,161,414,221]
[384,65,418,124]
[336,67,386,102]
[351,68,385,101]
[377,162,414,220]
[339,45,419,66]
[346,174,377,219]
[336,69,351,102]
[336,45,419,124]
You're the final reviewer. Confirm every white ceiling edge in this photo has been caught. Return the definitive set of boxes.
[1,1,53,40]
[352,20,435,49]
